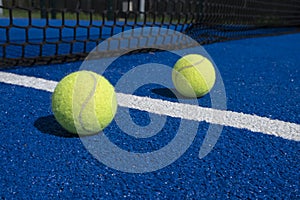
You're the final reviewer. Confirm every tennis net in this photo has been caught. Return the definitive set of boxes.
[0,0,300,67]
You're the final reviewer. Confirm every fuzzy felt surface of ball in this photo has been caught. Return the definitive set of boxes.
[52,71,117,136]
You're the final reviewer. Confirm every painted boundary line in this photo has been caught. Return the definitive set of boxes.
[0,71,299,141]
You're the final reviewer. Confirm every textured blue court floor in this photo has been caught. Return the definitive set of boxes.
[0,29,299,199]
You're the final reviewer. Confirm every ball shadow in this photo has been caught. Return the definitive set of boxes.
[151,88,198,99]
[34,115,78,138]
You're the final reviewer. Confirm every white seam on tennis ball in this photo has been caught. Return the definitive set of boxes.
[77,72,101,133]
[177,58,206,72]
[0,71,299,142]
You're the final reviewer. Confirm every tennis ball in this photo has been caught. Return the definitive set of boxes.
[52,71,117,136]
[172,54,216,98]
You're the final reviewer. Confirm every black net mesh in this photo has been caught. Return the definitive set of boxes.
[0,0,299,67]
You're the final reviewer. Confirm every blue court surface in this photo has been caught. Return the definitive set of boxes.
[0,19,300,199]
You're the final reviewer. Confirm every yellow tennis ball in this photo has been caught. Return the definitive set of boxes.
[52,71,117,136]
[172,54,216,98]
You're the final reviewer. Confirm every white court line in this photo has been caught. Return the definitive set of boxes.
[0,71,299,141]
